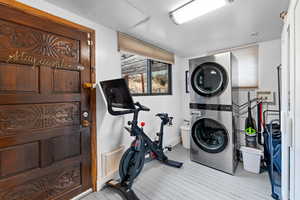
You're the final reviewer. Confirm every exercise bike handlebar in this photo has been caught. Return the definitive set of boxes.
[135,102,150,112]
[107,102,150,116]
[107,103,135,116]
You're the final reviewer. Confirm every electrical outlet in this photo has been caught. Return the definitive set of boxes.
[257,91,275,103]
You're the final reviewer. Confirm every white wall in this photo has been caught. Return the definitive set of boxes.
[258,40,281,99]
[181,39,281,145]
[98,56,186,186]
[287,1,300,199]
[17,0,186,189]
[127,56,185,147]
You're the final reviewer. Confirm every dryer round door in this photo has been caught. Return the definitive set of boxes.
[191,62,228,97]
[192,118,229,153]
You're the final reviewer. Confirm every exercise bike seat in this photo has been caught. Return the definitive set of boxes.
[156,113,173,125]
[156,113,169,120]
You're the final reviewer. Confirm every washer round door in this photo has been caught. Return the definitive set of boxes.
[191,62,228,97]
[192,118,229,153]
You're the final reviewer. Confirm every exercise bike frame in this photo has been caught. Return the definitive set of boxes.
[106,102,183,200]
[126,112,170,161]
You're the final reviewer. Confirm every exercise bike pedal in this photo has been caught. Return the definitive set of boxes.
[165,146,172,151]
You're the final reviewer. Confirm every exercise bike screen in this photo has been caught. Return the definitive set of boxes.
[100,78,135,109]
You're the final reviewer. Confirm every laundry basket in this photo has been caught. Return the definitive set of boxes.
[241,146,263,174]
[180,123,191,149]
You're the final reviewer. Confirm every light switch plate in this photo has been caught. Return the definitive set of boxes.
[257,91,275,104]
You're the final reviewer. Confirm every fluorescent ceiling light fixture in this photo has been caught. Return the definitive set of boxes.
[170,0,229,24]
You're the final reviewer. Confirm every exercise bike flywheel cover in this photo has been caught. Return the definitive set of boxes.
[119,149,145,181]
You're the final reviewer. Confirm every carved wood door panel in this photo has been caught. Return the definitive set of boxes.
[0,4,92,200]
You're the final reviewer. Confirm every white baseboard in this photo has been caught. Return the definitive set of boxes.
[70,188,93,200]
[167,136,181,147]
[97,171,119,191]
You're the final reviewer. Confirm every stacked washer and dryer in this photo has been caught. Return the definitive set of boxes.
[189,52,239,175]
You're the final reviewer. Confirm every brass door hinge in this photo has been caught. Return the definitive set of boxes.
[83,82,96,89]
[87,40,94,46]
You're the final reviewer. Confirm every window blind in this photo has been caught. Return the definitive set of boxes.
[118,32,175,64]
[232,45,259,88]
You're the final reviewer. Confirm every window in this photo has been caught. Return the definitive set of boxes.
[231,45,258,88]
[121,53,172,96]
[151,60,171,94]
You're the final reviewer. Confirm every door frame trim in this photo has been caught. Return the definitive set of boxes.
[0,0,98,192]
[0,0,95,33]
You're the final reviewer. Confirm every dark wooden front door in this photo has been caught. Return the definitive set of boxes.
[0,4,93,200]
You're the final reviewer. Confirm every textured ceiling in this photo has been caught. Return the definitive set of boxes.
[45,0,289,57]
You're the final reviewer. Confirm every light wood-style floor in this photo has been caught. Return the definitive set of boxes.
[82,146,273,200]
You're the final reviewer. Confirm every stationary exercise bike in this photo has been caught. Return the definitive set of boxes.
[100,78,183,200]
